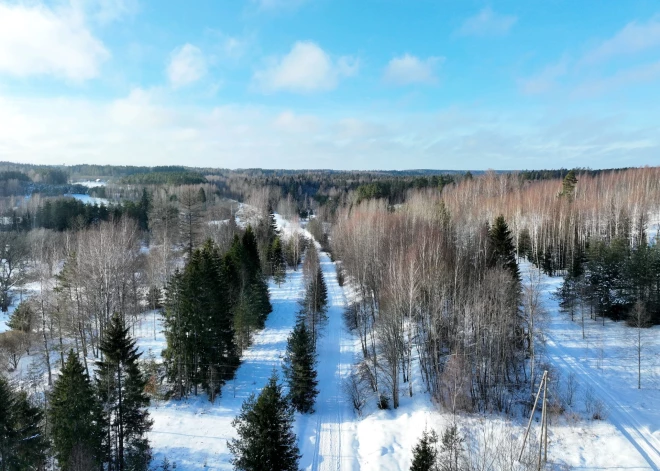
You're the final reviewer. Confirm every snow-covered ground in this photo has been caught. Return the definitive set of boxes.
[537,267,660,470]
[75,180,107,188]
[295,250,360,470]
[67,193,109,205]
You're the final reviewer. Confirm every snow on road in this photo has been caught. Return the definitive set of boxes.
[296,250,360,471]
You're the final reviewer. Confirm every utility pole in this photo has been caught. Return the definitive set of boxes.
[519,370,549,469]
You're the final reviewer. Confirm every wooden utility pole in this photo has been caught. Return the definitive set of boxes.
[520,370,549,468]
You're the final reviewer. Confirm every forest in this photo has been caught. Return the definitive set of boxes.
[0,163,658,470]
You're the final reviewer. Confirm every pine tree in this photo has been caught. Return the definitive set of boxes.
[488,215,520,281]
[410,429,438,471]
[0,376,47,470]
[50,351,104,470]
[97,314,152,471]
[283,318,319,413]
[229,373,300,471]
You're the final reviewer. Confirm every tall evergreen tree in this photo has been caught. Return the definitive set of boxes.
[229,373,300,471]
[97,314,152,471]
[271,237,287,286]
[560,169,578,199]
[283,318,318,413]
[410,429,438,471]
[0,376,47,471]
[300,266,328,345]
[50,351,104,470]
[488,215,520,281]
[163,241,240,400]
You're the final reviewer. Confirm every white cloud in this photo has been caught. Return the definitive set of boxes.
[458,7,517,37]
[581,16,660,65]
[253,41,357,93]
[383,54,443,85]
[167,44,207,88]
[1,91,655,170]
[0,2,109,81]
[273,110,320,133]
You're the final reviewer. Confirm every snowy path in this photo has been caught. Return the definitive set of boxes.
[145,268,304,469]
[539,271,660,470]
[296,251,360,471]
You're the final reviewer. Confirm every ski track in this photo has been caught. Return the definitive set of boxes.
[297,250,359,471]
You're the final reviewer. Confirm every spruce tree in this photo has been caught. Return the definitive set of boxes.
[271,237,287,286]
[164,241,240,400]
[488,215,520,281]
[0,376,47,470]
[97,314,152,471]
[561,169,578,199]
[229,373,300,471]
[50,351,104,470]
[6,301,33,334]
[410,429,438,471]
[301,266,328,345]
[283,318,319,413]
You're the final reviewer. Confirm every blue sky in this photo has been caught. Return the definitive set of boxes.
[0,0,659,170]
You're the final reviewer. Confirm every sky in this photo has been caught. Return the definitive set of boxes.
[0,0,659,170]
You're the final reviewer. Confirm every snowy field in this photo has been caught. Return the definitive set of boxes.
[68,193,110,205]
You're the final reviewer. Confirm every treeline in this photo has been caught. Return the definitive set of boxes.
[355,175,455,204]
[518,167,632,182]
[2,190,150,233]
[33,198,122,231]
[119,171,206,185]
[162,228,272,401]
[557,238,660,324]
[334,200,525,412]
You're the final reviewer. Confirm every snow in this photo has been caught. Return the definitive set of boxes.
[75,180,107,188]
[295,250,360,470]
[535,263,660,470]
[3,212,659,470]
[67,193,109,205]
[90,221,660,470]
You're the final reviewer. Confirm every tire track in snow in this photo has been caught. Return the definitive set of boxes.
[297,248,359,471]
